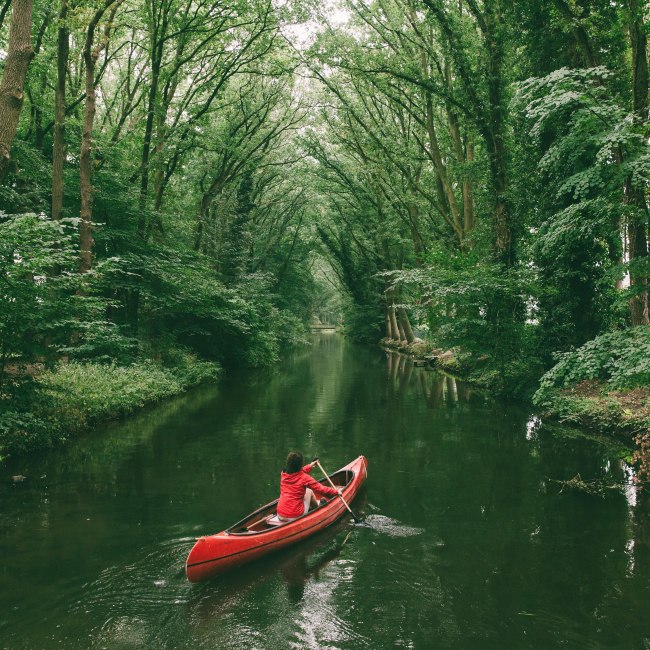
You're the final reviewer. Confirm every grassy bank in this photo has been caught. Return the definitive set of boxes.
[0,354,220,464]
[534,381,650,438]
[532,327,650,481]
[533,381,650,484]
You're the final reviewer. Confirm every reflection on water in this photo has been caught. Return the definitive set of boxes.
[385,350,476,407]
[1,335,650,649]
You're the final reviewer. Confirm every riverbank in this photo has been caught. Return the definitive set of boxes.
[534,382,650,483]
[0,353,220,464]
[535,381,650,438]
[380,337,525,397]
[531,326,650,455]
[381,332,650,478]
[380,338,460,372]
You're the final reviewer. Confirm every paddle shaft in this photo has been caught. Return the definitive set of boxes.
[315,460,360,521]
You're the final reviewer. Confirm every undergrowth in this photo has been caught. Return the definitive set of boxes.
[534,326,650,405]
[0,354,220,463]
[533,327,650,479]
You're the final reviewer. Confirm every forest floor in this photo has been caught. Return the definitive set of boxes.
[540,380,650,440]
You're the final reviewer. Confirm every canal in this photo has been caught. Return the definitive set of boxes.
[1,334,649,648]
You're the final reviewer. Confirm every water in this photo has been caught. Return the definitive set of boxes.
[1,334,649,649]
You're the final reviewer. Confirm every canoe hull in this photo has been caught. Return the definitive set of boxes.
[185,455,368,582]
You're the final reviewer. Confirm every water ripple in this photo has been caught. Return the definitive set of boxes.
[362,514,426,538]
[70,536,192,619]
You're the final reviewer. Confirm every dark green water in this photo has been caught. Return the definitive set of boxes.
[2,334,650,649]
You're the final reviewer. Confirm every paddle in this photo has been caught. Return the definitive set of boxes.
[315,459,364,524]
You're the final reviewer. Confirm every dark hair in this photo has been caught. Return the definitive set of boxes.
[285,451,304,474]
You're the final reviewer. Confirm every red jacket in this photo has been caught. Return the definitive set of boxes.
[277,464,338,518]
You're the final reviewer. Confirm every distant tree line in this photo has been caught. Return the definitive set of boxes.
[303,0,648,394]
[0,0,648,400]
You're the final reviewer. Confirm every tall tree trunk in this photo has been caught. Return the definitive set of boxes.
[148,72,180,237]
[195,190,217,252]
[26,8,49,151]
[425,93,463,243]
[52,0,69,221]
[79,18,100,272]
[194,167,231,251]
[388,305,400,341]
[385,307,393,339]
[138,55,161,233]
[551,0,598,67]
[445,63,475,241]
[138,4,167,235]
[626,0,649,325]
[406,202,425,265]
[396,312,407,342]
[0,0,34,180]
[484,9,511,265]
[463,139,475,234]
[398,307,415,344]
[79,0,119,272]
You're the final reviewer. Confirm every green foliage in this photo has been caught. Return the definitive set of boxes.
[532,198,622,353]
[0,355,220,462]
[89,242,311,368]
[155,346,222,385]
[535,327,650,405]
[0,213,136,371]
[342,303,385,343]
[514,66,647,351]
[41,361,184,429]
[273,309,310,349]
[384,250,544,396]
[0,409,57,462]
[0,141,51,214]
[515,67,645,207]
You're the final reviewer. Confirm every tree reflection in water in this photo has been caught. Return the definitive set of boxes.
[385,350,474,407]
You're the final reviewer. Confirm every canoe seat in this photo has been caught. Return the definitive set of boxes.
[266,515,283,526]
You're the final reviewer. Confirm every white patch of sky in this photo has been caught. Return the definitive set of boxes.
[275,0,351,50]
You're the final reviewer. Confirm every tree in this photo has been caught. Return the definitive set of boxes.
[51,0,69,221]
[79,0,123,272]
[0,0,34,179]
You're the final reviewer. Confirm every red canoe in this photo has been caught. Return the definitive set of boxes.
[186,455,368,582]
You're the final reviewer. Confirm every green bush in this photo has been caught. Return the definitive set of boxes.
[273,309,310,349]
[0,410,60,462]
[0,356,221,462]
[104,250,300,368]
[39,362,184,430]
[534,326,650,405]
[342,303,385,343]
[158,347,222,387]
[0,213,137,369]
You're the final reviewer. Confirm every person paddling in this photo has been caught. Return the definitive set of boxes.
[277,452,341,522]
